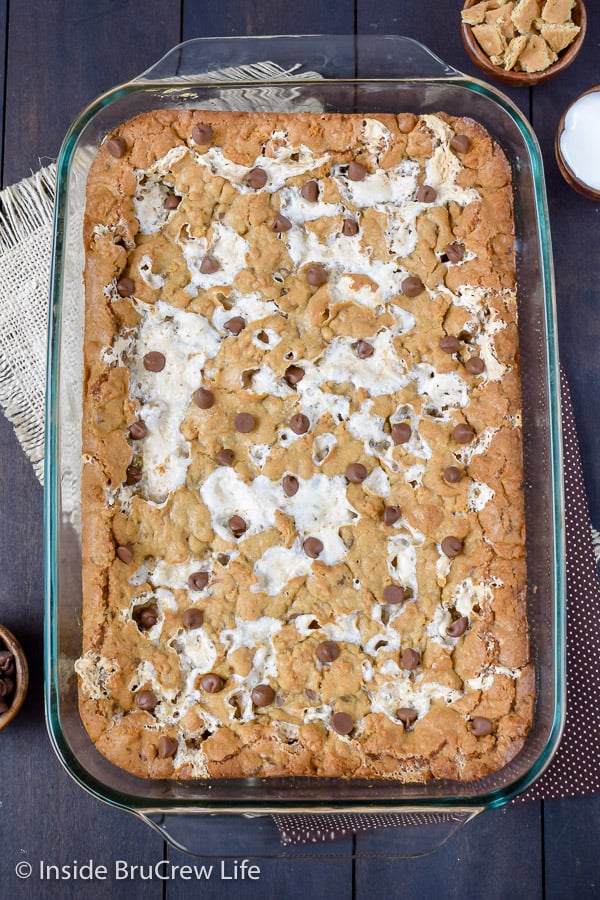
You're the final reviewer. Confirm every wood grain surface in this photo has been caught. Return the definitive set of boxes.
[0,2,598,898]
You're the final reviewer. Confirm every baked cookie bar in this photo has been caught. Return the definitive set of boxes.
[78,110,532,781]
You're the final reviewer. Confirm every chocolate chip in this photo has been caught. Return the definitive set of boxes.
[188,571,209,591]
[125,464,142,486]
[355,340,374,359]
[316,641,340,663]
[417,185,437,202]
[0,677,14,697]
[0,651,14,674]
[252,684,275,707]
[441,536,463,558]
[217,554,230,566]
[450,134,470,153]
[401,648,421,670]
[401,276,425,297]
[224,316,246,335]
[342,218,359,236]
[193,387,215,409]
[244,167,267,189]
[201,673,224,693]
[306,265,327,286]
[272,213,292,232]
[446,616,469,638]
[465,356,485,375]
[452,423,476,443]
[290,413,310,435]
[116,544,134,564]
[303,537,323,558]
[200,255,219,274]
[107,136,126,158]
[440,335,461,354]
[443,466,462,484]
[164,194,181,209]
[135,690,158,711]
[397,707,418,728]
[458,329,473,343]
[116,276,135,297]
[129,420,147,440]
[346,463,368,484]
[284,365,305,386]
[256,330,269,343]
[192,123,214,145]
[383,585,406,605]
[228,515,248,538]
[445,241,465,263]
[471,716,494,737]
[305,688,319,702]
[348,161,367,181]
[215,448,234,467]
[235,412,256,433]
[331,712,354,735]
[182,608,204,629]
[384,505,402,526]
[157,736,178,759]
[143,351,166,372]
[392,422,412,445]
[301,180,319,201]
[136,607,158,630]
[282,474,299,497]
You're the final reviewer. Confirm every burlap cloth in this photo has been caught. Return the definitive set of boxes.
[2,156,598,847]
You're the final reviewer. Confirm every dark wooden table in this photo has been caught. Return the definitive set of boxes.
[0,2,598,898]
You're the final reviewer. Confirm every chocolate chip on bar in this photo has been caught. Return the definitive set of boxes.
[235,412,256,433]
[348,161,367,181]
[301,180,319,201]
[345,463,368,484]
[107,136,126,158]
[445,241,465,263]
[450,134,470,154]
[392,422,412,445]
[125,465,142,486]
[182,608,204,629]
[303,537,323,558]
[201,673,225,693]
[228,515,248,538]
[215,448,234,467]
[355,340,374,359]
[396,707,418,728]
[157,736,178,759]
[331,712,354,735]
[441,536,463,558]
[383,585,406,605]
[116,544,134,564]
[136,607,158,630]
[401,276,425,297]
[272,213,292,232]
[224,316,246,335]
[282,474,299,497]
[284,365,305,386]
[342,218,359,236]
[244,167,268,189]
[143,351,166,372]
[164,194,181,209]
[200,255,219,274]
[290,413,310,435]
[116,277,135,297]
[417,184,437,202]
[452,423,476,443]
[188,571,209,591]
[401,648,421,670]
[470,716,494,737]
[465,356,485,375]
[446,616,469,638]
[316,640,340,663]
[252,684,275,707]
[192,123,214,145]
[135,690,158,711]
[383,505,402,526]
[443,466,462,484]
[440,335,461,354]
[129,420,147,440]
[193,387,215,409]
[306,265,327,286]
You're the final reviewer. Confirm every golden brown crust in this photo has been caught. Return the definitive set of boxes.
[79,109,532,782]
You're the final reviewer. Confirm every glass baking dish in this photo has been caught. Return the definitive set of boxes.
[44,35,565,857]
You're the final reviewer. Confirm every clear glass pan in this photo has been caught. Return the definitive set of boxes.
[44,35,565,854]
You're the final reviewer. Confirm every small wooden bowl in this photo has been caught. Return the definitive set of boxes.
[0,625,29,731]
[461,0,587,87]
[555,85,600,200]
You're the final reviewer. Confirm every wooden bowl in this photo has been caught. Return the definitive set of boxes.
[555,85,600,200]
[0,624,29,730]
[461,0,587,87]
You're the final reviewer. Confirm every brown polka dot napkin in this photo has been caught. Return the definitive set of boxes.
[274,370,600,845]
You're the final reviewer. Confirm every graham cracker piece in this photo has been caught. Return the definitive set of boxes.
[462,1,492,25]
[541,0,574,24]
[539,21,580,52]
[511,0,542,34]
[504,34,528,69]
[518,32,558,70]
[472,22,508,58]
[486,3,517,40]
